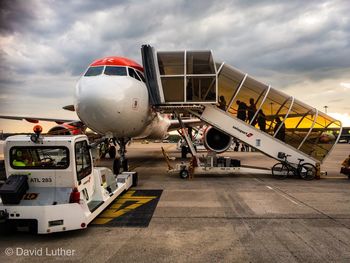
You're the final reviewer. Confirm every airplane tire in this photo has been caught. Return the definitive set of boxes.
[122,159,128,172]
[113,158,121,175]
[132,172,138,187]
[109,146,116,159]
[179,169,189,179]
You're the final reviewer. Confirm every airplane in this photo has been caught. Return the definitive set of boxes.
[0,56,231,173]
[0,52,338,172]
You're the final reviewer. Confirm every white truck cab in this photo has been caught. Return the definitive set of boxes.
[0,133,137,234]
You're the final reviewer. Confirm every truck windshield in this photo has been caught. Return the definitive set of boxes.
[10,147,69,169]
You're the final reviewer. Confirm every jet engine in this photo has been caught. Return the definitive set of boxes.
[203,127,232,153]
[48,124,82,135]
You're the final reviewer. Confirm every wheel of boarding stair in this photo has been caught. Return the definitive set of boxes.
[272,163,289,179]
[299,163,316,180]
[179,169,189,179]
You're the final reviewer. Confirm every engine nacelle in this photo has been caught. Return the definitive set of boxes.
[48,124,82,135]
[203,127,232,153]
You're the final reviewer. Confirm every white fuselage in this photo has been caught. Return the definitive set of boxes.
[75,69,170,139]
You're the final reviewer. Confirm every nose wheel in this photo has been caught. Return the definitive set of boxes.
[113,138,130,175]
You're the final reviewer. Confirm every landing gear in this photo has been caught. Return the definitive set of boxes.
[181,145,188,159]
[98,139,116,159]
[112,138,130,175]
[108,146,116,159]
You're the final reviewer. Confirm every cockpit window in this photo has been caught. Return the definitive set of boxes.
[84,66,104,76]
[128,67,141,81]
[104,66,127,76]
[136,70,146,83]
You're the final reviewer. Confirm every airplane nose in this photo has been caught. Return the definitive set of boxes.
[74,75,148,136]
[75,76,128,134]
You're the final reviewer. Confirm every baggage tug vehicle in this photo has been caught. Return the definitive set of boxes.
[0,126,137,234]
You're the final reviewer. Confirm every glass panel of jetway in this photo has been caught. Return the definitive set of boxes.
[215,63,342,163]
[226,75,269,123]
[281,100,317,150]
[252,88,294,136]
[217,64,245,111]
[157,50,217,104]
[299,112,342,161]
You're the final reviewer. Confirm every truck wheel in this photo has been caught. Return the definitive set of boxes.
[109,146,116,159]
[181,146,188,159]
[0,221,15,234]
[113,158,121,175]
[29,220,38,234]
[179,169,189,179]
[132,172,138,187]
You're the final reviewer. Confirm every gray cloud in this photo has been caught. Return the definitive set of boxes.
[0,0,350,122]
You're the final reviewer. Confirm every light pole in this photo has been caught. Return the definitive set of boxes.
[324,105,328,113]
[270,102,273,115]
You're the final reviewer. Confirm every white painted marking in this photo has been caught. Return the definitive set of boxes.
[266,185,299,205]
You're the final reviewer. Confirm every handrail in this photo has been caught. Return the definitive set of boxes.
[274,96,295,137]
[226,73,248,113]
[267,96,292,132]
[250,85,271,125]
[298,108,318,149]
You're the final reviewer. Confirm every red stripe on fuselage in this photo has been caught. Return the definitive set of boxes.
[90,56,143,72]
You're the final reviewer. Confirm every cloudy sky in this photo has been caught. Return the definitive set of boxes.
[0,0,350,132]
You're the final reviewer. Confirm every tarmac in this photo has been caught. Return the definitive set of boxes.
[0,142,349,262]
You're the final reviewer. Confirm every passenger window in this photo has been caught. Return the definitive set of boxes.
[136,70,146,83]
[84,66,104,76]
[75,141,92,181]
[104,66,127,76]
[128,68,141,81]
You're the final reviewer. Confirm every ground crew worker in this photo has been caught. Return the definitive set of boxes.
[341,155,350,178]
[12,150,26,167]
[12,150,33,167]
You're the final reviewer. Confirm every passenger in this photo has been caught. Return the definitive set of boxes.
[218,95,227,111]
[257,110,266,132]
[236,100,247,121]
[274,117,285,142]
[247,98,257,125]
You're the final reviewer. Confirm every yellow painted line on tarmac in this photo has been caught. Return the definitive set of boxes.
[91,190,158,225]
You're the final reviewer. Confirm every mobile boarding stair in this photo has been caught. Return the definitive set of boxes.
[141,45,343,177]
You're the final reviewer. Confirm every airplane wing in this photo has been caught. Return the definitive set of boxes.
[168,118,204,131]
[0,103,78,124]
[0,115,80,125]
